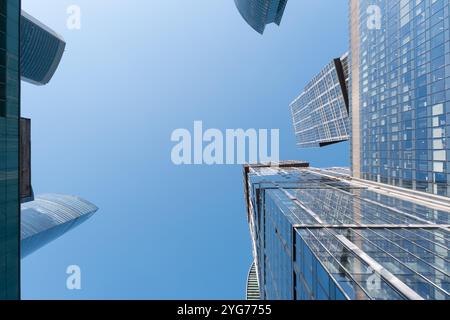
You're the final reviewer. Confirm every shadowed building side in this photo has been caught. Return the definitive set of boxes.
[234,0,288,34]
[0,0,21,300]
[20,11,66,85]
[21,194,98,258]
[20,117,33,203]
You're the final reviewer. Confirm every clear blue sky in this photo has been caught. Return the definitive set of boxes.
[21,0,349,299]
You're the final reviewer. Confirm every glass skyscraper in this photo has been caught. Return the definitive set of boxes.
[0,6,69,298]
[20,11,66,86]
[21,194,98,258]
[17,13,65,201]
[234,0,288,34]
[16,12,72,260]
[245,0,450,300]
[290,54,350,148]
[350,0,450,196]
[0,0,21,300]
[244,162,450,300]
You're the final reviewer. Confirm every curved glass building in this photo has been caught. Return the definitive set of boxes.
[20,11,66,85]
[234,0,288,34]
[21,194,98,258]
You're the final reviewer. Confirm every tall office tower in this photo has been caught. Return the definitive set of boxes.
[234,0,288,34]
[290,53,350,148]
[21,194,98,258]
[350,0,450,196]
[0,0,21,300]
[20,11,66,85]
[244,162,450,300]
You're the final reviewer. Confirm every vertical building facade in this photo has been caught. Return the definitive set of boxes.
[244,162,450,300]
[0,0,20,300]
[1,7,67,298]
[234,0,288,34]
[290,54,350,148]
[350,0,450,196]
[245,0,450,301]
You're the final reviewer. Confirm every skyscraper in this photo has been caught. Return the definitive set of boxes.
[1,7,69,299]
[350,0,450,196]
[21,194,98,258]
[245,0,450,300]
[290,53,350,148]
[234,0,288,34]
[16,12,74,259]
[20,11,66,86]
[244,162,450,300]
[0,0,21,300]
[17,11,66,203]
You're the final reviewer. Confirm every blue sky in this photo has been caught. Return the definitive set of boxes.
[20,0,349,299]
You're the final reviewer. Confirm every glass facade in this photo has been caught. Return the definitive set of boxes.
[290,54,350,148]
[352,0,450,196]
[0,0,20,300]
[246,262,261,300]
[21,194,98,258]
[20,11,65,85]
[244,163,450,300]
[234,0,288,34]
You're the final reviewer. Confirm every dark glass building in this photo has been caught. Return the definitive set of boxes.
[0,0,21,300]
[290,53,350,148]
[20,11,65,85]
[234,0,288,34]
[244,162,450,300]
[350,0,450,196]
